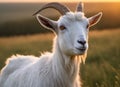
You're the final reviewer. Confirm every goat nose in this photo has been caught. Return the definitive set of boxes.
[77,40,86,45]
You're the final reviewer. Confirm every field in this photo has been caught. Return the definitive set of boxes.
[0,29,120,87]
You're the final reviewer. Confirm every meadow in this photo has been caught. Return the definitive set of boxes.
[0,29,120,87]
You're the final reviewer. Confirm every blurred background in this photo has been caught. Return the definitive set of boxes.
[0,0,120,87]
[0,1,120,36]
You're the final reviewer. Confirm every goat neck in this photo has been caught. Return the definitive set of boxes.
[52,36,81,87]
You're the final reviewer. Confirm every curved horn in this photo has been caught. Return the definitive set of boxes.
[33,2,70,15]
[76,2,84,12]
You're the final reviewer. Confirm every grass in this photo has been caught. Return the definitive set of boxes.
[0,34,54,69]
[81,29,120,87]
[0,29,120,87]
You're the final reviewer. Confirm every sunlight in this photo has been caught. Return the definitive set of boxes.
[0,0,120,3]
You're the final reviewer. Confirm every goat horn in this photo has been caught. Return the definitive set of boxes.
[33,2,70,15]
[76,2,84,12]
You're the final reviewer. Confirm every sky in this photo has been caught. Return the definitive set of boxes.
[0,0,120,3]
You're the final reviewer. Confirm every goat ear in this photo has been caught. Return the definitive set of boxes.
[36,14,58,33]
[88,12,102,27]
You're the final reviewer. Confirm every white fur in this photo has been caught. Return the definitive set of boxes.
[0,7,102,87]
[0,37,82,87]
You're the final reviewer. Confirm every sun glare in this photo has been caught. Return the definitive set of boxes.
[0,0,120,3]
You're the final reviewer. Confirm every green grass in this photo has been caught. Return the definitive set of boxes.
[81,29,120,87]
[0,29,120,87]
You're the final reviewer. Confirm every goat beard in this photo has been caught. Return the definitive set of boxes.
[77,52,87,64]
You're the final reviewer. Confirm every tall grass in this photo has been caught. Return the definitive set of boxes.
[81,29,120,87]
[0,29,120,87]
[0,34,54,69]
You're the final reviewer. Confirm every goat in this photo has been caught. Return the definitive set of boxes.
[0,2,102,87]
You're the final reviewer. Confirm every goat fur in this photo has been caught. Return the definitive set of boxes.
[0,37,83,87]
[0,3,102,87]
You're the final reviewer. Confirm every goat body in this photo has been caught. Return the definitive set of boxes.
[0,2,102,87]
[0,37,81,87]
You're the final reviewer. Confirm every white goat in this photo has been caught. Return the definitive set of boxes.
[0,2,102,87]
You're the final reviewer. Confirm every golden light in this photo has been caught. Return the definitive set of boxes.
[0,0,120,3]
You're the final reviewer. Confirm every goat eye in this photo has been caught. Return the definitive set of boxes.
[59,25,66,30]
